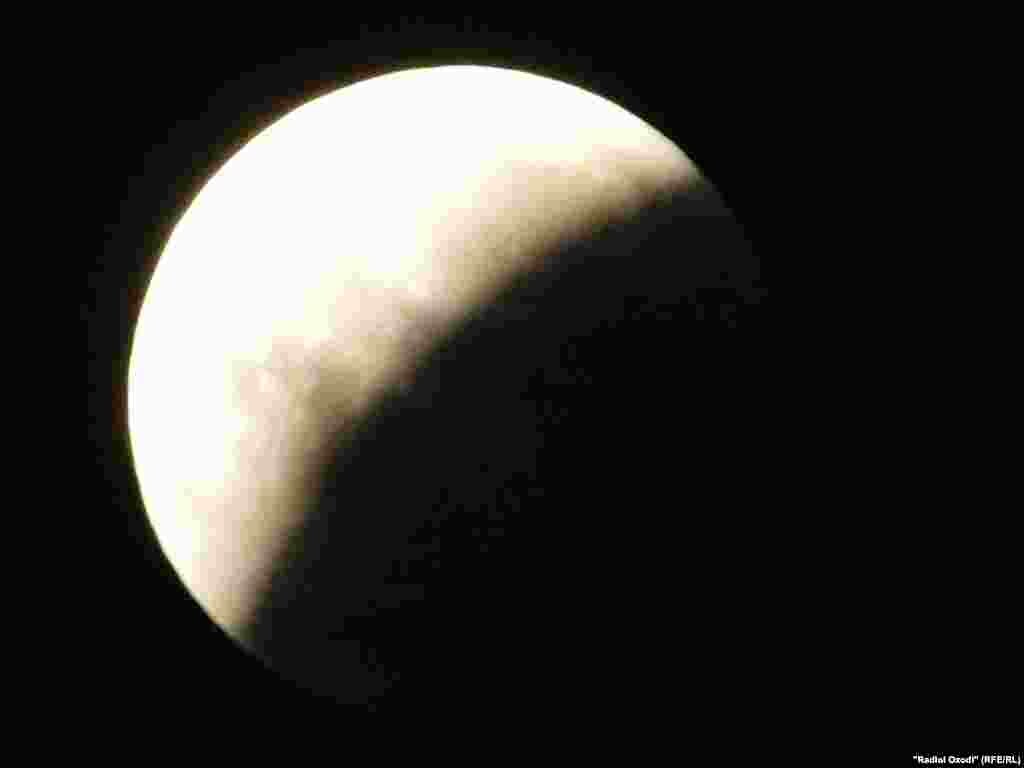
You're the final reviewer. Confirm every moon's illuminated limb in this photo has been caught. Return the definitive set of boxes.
[127,65,700,641]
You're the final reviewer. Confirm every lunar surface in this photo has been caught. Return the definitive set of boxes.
[127,64,709,698]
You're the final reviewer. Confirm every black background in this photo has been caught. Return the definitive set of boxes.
[89,19,765,720]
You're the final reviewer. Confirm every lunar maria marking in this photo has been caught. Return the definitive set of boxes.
[126,64,723,699]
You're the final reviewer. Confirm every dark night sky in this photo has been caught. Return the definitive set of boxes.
[88,20,768,721]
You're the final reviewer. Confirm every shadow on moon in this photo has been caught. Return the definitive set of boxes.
[238,179,758,708]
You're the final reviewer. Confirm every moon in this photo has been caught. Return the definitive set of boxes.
[128,64,706,696]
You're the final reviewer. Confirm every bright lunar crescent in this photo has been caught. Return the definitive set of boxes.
[128,65,701,671]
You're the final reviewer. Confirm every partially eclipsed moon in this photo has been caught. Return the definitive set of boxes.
[128,65,700,675]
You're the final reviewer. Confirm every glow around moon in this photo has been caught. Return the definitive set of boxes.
[128,65,700,651]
